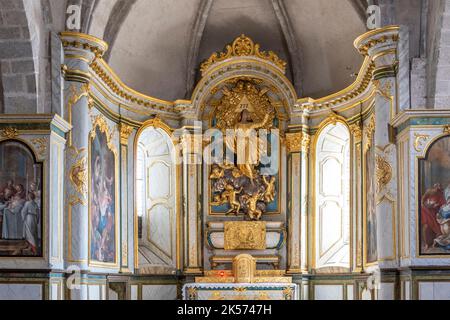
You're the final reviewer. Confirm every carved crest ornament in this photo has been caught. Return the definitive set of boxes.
[209,80,278,221]
[200,34,287,76]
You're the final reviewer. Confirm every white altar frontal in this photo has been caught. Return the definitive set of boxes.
[183,254,298,301]
[183,283,298,301]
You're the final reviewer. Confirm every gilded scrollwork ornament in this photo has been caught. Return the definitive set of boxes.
[1,127,19,139]
[363,114,375,152]
[200,34,287,76]
[375,154,392,193]
[31,137,48,158]
[414,133,430,153]
[67,146,88,206]
[70,156,88,196]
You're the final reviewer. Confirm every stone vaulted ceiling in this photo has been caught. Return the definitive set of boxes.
[86,0,367,102]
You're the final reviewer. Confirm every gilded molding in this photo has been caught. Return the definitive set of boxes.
[298,58,375,111]
[354,26,400,56]
[200,34,287,76]
[90,60,174,112]
[60,31,109,59]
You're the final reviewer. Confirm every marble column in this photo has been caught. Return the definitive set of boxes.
[60,32,108,277]
[181,131,203,275]
[355,27,400,272]
[285,131,310,274]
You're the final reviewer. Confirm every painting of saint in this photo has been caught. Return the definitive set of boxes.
[0,140,42,257]
[90,126,116,264]
[419,136,450,255]
[365,142,377,264]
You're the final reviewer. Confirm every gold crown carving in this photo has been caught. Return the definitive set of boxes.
[200,34,287,76]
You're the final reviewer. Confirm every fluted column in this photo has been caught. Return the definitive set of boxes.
[355,27,400,272]
[60,32,108,277]
[181,130,203,275]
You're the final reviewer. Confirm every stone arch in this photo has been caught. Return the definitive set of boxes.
[0,0,38,113]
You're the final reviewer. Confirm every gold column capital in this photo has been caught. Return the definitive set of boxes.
[350,121,363,143]
[285,132,310,153]
[119,123,134,146]
[285,132,302,153]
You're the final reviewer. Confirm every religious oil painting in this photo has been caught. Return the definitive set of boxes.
[365,142,377,264]
[419,136,450,255]
[0,140,43,257]
[90,125,117,264]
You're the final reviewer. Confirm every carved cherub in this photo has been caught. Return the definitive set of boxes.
[210,184,243,215]
[243,192,263,220]
[210,165,224,179]
[262,175,276,203]
[224,184,243,215]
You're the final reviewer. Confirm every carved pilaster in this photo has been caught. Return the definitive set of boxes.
[181,131,203,275]
[285,131,309,274]
[356,26,400,269]
[61,32,109,280]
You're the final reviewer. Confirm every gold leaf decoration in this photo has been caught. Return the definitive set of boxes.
[375,154,392,193]
[69,156,88,196]
[1,127,18,139]
[31,137,47,157]
[200,34,287,76]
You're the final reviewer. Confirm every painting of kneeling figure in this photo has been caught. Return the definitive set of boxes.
[419,136,450,255]
[0,140,42,257]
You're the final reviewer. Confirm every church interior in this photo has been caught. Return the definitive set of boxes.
[0,0,450,300]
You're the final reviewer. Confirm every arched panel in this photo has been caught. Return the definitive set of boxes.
[315,121,350,271]
[135,125,177,272]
